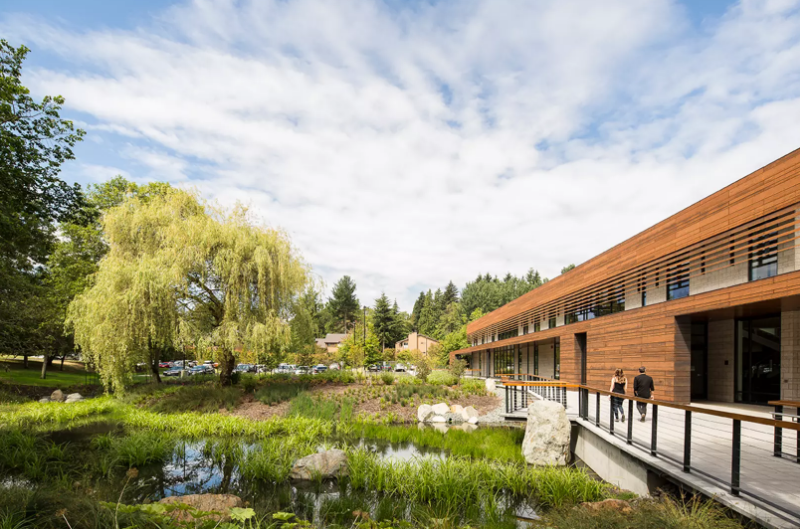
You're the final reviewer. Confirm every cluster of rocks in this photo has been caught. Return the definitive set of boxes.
[417,402,480,425]
[38,389,84,403]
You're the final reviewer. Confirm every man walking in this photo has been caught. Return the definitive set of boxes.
[633,366,655,422]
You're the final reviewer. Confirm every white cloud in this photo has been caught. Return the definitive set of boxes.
[4,0,800,310]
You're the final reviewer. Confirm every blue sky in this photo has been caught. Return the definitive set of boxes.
[3,0,800,311]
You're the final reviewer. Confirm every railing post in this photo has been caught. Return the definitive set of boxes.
[773,404,783,458]
[595,391,600,427]
[684,410,692,472]
[609,395,615,435]
[650,404,658,456]
[562,385,567,408]
[505,386,509,414]
[732,419,741,496]
[627,399,633,444]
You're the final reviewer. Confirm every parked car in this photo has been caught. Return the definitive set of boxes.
[295,366,309,375]
[312,364,328,374]
[236,363,256,373]
[367,364,379,372]
[394,363,407,372]
[328,363,340,371]
[255,364,269,373]
[158,361,171,368]
[189,365,215,376]
[163,367,185,377]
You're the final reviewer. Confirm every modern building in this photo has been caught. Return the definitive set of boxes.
[396,332,439,355]
[452,148,800,405]
[315,333,347,354]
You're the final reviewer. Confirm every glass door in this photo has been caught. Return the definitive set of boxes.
[735,316,781,404]
[690,322,708,400]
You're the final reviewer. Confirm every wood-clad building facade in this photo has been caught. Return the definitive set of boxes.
[452,148,800,404]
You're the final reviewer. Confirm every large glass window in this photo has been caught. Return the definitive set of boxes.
[667,264,690,301]
[533,343,539,375]
[735,316,780,404]
[749,232,778,281]
[493,345,516,375]
[533,321,540,333]
[498,329,517,341]
[548,315,557,328]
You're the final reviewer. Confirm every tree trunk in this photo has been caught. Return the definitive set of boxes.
[23,355,28,368]
[219,349,236,386]
[40,354,48,379]
[60,356,66,371]
[150,347,162,383]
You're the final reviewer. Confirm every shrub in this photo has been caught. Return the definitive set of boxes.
[380,373,395,386]
[449,358,467,382]
[427,370,456,386]
[414,357,431,383]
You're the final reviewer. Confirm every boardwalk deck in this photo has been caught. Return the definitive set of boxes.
[508,391,800,529]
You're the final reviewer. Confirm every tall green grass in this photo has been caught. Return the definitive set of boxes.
[346,448,608,508]
[255,383,308,405]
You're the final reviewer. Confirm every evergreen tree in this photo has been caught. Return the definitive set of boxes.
[327,276,359,332]
[442,281,459,307]
[390,300,409,344]
[410,292,425,331]
[372,292,394,352]
[417,290,439,338]
[561,263,576,274]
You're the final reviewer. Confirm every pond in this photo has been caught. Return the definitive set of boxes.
[40,423,541,528]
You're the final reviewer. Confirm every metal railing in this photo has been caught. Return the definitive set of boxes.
[502,374,571,412]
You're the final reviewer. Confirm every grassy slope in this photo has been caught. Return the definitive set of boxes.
[0,357,95,387]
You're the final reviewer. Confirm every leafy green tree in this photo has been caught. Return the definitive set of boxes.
[327,276,359,333]
[561,263,576,274]
[0,40,86,363]
[68,190,308,392]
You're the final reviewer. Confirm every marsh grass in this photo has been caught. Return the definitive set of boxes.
[255,383,308,406]
[346,448,608,508]
[538,496,747,529]
[143,386,242,414]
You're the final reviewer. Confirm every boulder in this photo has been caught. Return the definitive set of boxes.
[485,378,496,392]
[290,449,347,480]
[65,393,84,403]
[38,397,51,403]
[159,494,243,522]
[580,499,633,515]
[431,402,449,415]
[50,389,65,402]
[450,404,464,415]
[430,415,446,423]
[521,400,571,466]
[461,406,479,421]
[442,412,463,423]
[468,416,479,425]
[417,404,433,423]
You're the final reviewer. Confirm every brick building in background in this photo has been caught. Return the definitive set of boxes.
[452,148,800,405]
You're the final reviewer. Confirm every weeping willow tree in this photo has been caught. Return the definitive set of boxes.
[68,189,308,392]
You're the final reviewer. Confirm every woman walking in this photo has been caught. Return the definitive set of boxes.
[609,368,628,422]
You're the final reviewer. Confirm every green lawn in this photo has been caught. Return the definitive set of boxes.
[0,357,97,388]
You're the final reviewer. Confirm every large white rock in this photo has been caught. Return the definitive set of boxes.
[417,404,433,423]
[521,400,571,466]
[430,415,447,423]
[485,378,496,392]
[50,389,65,402]
[468,416,479,425]
[450,404,464,415]
[290,449,347,480]
[65,393,84,403]
[431,403,450,415]
[461,406,479,421]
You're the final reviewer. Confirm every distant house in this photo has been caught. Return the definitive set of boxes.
[395,332,439,355]
[315,333,348,354]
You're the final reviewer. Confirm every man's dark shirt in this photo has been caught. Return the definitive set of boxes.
[634,374,654,398]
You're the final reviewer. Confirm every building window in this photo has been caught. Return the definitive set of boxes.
[667,263,690,301]
[548,315,557,328]
[749,232,778,281]
[642,289,647,307]
[534,321,540,333]
[522,324,529,335]
[554,339,561,380]
[493,345,515,375]
[701,249,706,275]
[730,238,736,265]
[533,343,539,375]
[498,329,517,341]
